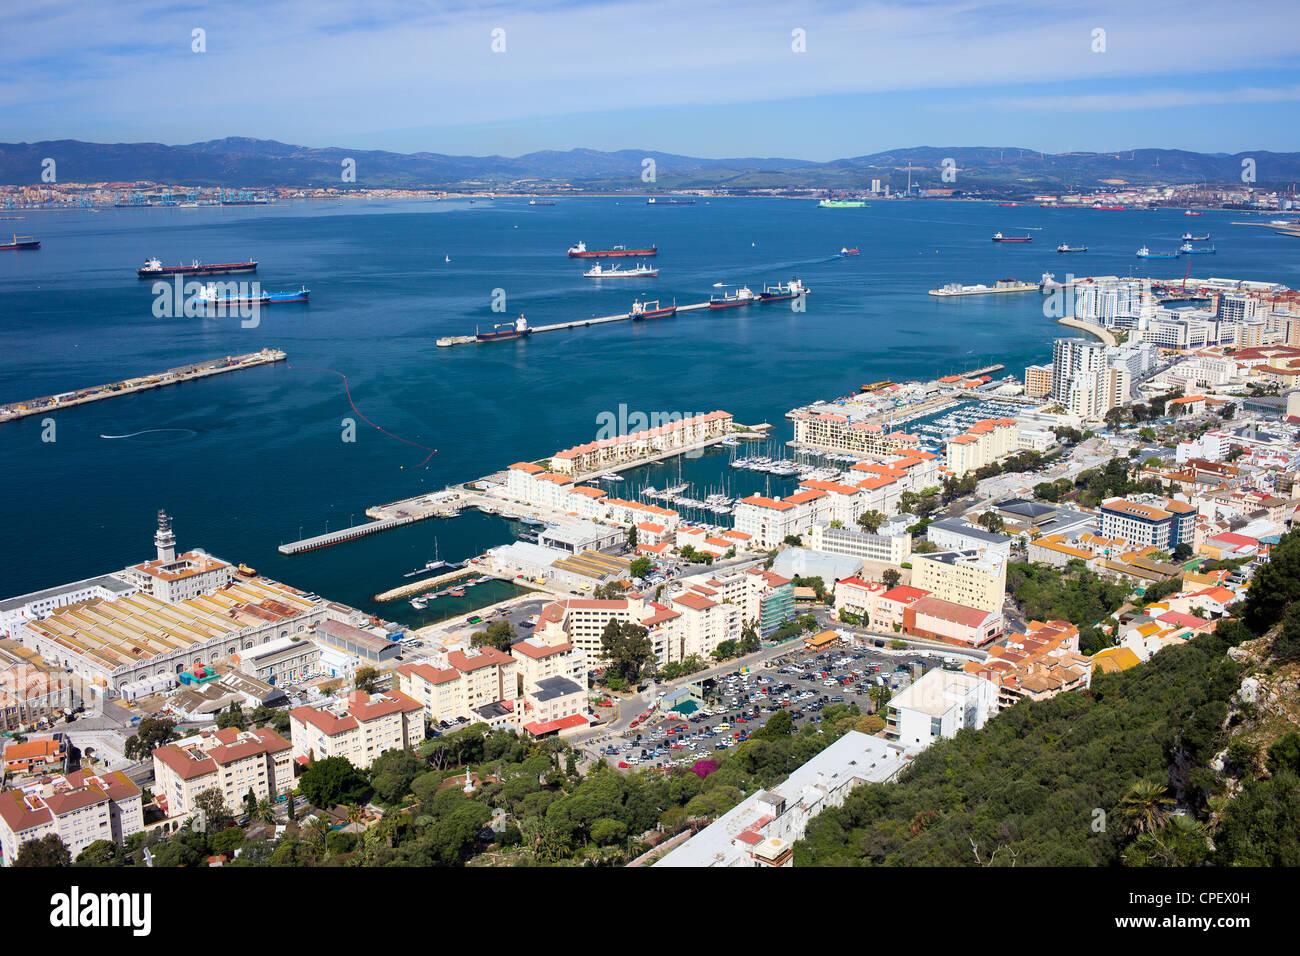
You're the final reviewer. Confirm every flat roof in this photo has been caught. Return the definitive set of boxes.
[0,574,136,613]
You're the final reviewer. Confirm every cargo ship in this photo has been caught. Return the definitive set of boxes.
[529,200,556,206]
[1184,210,1203,216]
[709,286,755,310]
[196,284,310,308]
[138,257,258,278]
[1137,245,1179,259]
[1092,204,1125,210]
[583,261,658,278]
[1056,244,1087,253]
[1182,232,1210,241]
[631,298,677,319]
[646,197,695,205]
[567,240,657,258]
[476,314,532,342]
[758,278,809,302]
[991,232,1032,242]
[1179,242,1216,254]
[819,199,868,208]
[999,203,1019,207]
[930,278,1039,297]
[0,234,40,250]
[838,247,860,256]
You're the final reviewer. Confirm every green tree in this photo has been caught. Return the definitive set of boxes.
[194,787,233,832]
[471,619,516,652]
[599,619,655,684]
[976,511,1004,534]
[1119,780,1175,837]
[783,534,803,547]
[857,510,885,534]
[882,568,901,589]
[123,716,176,760]
[73,839,120,866]
[354,667,380,694]
[629,556,652,579]
[627,524,638,549]
[217,702,249,732]
[14,832,70,867]
[1241,530,1300,634]
[369,748,427,805]
[210,826,246,858]
[299,756,372,809]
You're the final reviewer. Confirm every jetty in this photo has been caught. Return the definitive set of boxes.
[373,567,478,603]
[437,301,725,347]
[278,514,422,555]
[0,349,286,423]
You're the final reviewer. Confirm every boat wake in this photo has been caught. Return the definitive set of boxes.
[99,428,199,441]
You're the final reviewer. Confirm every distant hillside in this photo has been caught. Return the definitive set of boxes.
[2,138,1298,192]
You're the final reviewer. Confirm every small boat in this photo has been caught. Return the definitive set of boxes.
[237,563,257,576]
[838,247,860,256]
[0,234,40,250]
[1181,233,1210,241]
[449,588,466,597]
[631,298,677,319]
[583,261,658,278]
[991,232,1032,242]
[600,472,624,482]
[709,286,755,310]
[1056,244,1087,253]
[445,254,451,263]
[410,598,428,610]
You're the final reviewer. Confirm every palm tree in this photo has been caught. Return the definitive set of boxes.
[255,796,276,824]
[344,803,364,826]
[306,816,332,859]
[1120,780,1175,836]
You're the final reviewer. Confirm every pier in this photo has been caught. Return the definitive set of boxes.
[0,349,286,423]
[437,301,720,347]
[373,567,478,603]
[277,514,422,554]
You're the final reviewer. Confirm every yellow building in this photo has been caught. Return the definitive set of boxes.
[910,550,1007,614]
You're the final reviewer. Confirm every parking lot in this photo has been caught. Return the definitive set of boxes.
[583,643,960,772]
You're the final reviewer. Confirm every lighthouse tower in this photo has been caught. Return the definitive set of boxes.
[155,510,176,564]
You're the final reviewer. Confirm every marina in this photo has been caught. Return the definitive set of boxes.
[0,349,287,423]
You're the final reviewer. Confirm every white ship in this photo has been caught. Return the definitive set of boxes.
[583,261,658,278]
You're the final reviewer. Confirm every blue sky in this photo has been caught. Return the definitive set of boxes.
[3,0,1299,159]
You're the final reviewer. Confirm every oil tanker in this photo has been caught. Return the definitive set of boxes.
[991,232,1032,243]
[567,241,657,258]
[196,284,310,308]
[138,257,258,278]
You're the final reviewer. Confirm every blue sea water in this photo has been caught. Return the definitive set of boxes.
[0,197,1292,621]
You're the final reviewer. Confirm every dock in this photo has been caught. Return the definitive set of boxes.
[0,349,286,423]
[373,567,478,603]
[437,301,719,347]
[277,515,422,555]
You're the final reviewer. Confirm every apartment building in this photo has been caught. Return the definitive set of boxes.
[807,520,912,565]
[549,411,734,476]
[1051,338,1129,420]
[1099,496,1197,549]
[886,669,998,749]
[925,517,1012,562]
[0,769,143,866]
[910,550,1007,614]
[152,726,294,818]
[1024,363,1053,399]
[289,690,426,768]
[944,419,1020,477]
[901,596,1004,647]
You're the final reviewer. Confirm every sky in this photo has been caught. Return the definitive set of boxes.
[3,0,1299,160]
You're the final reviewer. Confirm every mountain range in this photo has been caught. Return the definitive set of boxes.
[3,138,1298,193]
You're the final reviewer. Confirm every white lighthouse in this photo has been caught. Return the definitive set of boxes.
[154,509,176,564]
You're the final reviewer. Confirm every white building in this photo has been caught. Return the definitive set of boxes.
[886,669,998,750]
[655,732,912,867]
[0,770,143,866]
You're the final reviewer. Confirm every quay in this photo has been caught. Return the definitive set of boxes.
[0,349,286,423]
[437,301,720,347]
[373,567,479,603]
[277,514,422,555]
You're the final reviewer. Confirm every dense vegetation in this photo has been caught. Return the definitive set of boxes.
[1006,562,1131,654]
[800,530,1300,867]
